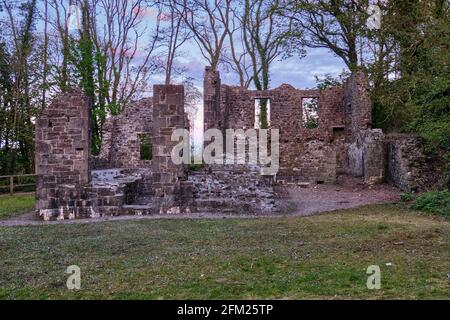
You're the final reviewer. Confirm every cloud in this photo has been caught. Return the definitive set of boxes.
[177,44,347,89]
[134,6,158,19]
[270,48,346,89]
[150,41,347,91]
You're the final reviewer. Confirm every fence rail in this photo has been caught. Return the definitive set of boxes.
[0,174,36,195]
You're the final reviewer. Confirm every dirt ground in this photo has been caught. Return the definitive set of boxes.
[0,176,401,226]
[281,175,401,216]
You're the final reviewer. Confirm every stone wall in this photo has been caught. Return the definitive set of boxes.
[386,134,445,192]
[36,67,446,220]
[204,67,347,183]
[146,84,189,212]
[346,129,386,184]
[343,71,372,138]
[95,98,153,169]
[299,140,337,183]
[342,72,386,184]
[35,84,193,220]
[35,88,91,217]
[204,67,221,132]
[202,68,388,185]
[189,164,277,215]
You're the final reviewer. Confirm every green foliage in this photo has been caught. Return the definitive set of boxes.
[405,15,449,185]
[400,192,414,202]
[189,163,204,172]
[412,190,450,218]
[258,99,269,129]
[305,118,318,129]
[370,1,449,185]
[0,0,38,175]
[0,150,32,176]
[139,134,152,161]
[67,2,115,156]
[315,71,350,90]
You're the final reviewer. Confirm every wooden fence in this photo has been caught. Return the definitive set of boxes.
[0,174,36,195]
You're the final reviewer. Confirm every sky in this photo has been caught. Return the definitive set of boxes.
[150,41,347,91]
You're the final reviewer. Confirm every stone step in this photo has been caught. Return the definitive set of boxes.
[298,182,310,188]
[122,204,153,209]
[121,204,156,216]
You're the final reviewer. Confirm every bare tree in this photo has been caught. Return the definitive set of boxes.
[48,0,73,92]
[41,0,49,110]
[223,2,253,88]
[88,0,162,113]
[242,0,298,91]
[240,0,300,129]
[154,0,192,85]
[174,0,231,70]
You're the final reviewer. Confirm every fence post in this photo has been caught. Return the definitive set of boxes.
[9,176,14,196]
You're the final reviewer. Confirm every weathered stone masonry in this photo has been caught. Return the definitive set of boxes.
[203,67,442,191]
[146,85,189,212]
[94,97,153,169]
[204,67,384,184]
[35,89,91,219]
[35,85,192,220]
[386,134,446,192]
[35,67,444,220]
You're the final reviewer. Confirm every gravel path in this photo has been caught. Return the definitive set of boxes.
[284,176,401,216]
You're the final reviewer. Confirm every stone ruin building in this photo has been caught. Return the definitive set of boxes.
[34,67,444,220]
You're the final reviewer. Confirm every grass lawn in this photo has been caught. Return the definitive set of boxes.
[0,204,448,299]
[0,194,35,220]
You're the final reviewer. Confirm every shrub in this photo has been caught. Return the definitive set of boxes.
[400,192,414,202]
[411,190,450,218]
[189,163,204,172]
